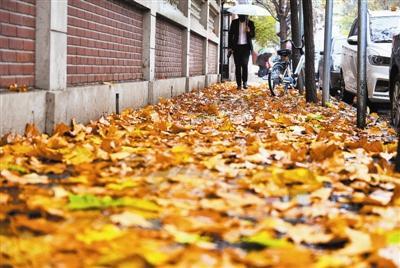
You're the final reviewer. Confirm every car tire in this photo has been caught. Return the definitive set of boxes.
[390,73,400,131]
[339,71,354,104]
[330,74,341,97]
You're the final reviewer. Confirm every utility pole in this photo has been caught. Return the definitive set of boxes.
[357,0,368,128]
[290,0,304,94]
[302,0,318,103]
[299,0,304,37]
[322,0,333,106]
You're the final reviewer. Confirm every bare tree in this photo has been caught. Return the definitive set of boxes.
[302,0,317,103]
[255,0,290,49]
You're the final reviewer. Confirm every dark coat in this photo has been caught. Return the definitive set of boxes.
[228,18,255,52]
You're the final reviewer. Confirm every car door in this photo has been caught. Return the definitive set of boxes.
[342,19,358,93]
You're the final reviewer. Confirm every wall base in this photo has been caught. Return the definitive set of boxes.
[0,90,47,135]
[149,77,186,104]
[187,75,206,93]
[45,81,149,133]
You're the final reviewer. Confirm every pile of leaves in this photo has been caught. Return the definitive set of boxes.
[8,83,29,92]
[1,83,399,267]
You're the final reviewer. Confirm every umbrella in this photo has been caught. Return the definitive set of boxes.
[227,0,269,16]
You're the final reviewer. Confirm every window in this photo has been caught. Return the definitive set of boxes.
[349,18,358,37]
[370,16,400,43]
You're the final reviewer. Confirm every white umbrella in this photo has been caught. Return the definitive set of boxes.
[227,0,269,16]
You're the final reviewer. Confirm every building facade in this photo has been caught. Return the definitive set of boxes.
[0,0,221,135]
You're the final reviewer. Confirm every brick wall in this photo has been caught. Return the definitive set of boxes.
[67,0,143,85]
[208,41,218,74]
[0,0,35,88]
[155,17,183,79]
[189,32,204,76]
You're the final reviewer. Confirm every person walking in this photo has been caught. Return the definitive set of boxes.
[228,14,255,89]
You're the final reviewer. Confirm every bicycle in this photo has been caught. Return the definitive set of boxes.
[268,38,305,96]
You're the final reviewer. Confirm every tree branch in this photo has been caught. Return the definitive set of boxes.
[254,0,278,21]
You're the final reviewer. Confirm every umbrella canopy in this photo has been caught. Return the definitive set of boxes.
[227,1,269,16]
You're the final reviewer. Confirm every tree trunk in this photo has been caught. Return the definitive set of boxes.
[302,0,318,103]
[279,15,288,49]
[290,0,303,93]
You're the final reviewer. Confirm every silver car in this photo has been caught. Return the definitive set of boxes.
[318,37,347,96]
[341,10,400,103]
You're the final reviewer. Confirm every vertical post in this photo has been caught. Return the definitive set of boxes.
[35,0,67,90]
[142,10,156,81]
[322,0,333,106]
[298,0,305,95]
[290,0,303,93]
[299,0,304,37]
[357,0,368,128]
[219,2,224,77]
[215,3,221,82]
[183,0,191,91]
[203,2,209,77]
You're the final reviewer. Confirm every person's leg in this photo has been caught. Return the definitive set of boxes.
[233,51,242,88]
[242,49,250,88]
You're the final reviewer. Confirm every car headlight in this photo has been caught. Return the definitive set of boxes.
[368,55,390,66]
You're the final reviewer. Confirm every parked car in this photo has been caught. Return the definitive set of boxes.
[341,10,400,103]
[390,33,400,130]
[318,37,347,95]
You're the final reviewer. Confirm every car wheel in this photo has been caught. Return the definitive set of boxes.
[338,72,354,104]
[391,74,400,131]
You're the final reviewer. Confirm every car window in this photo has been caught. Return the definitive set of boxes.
[349,19,358,37]
[370,16,400,43]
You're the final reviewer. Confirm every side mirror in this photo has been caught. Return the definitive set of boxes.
[319,51,324,55]
[347,35,358,45]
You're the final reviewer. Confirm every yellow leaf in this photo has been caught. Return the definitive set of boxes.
[0,235,53,266]
[68,175,89,184]
[63,146,94,165]
[110,151,131,161]
[76,224,123,244]
[219,119,235,131]
[242,231,291,248]
[106,180,139,191]
[164,225,210,244]
[202,154,224,170]
[170,144,190,154]
[313,255,351,268]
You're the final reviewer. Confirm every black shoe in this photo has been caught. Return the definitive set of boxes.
[237,86,242,90]
[243,83,248,89]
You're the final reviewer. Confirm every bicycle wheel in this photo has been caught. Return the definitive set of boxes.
[268,63,286,96]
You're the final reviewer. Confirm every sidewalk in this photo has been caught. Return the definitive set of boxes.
[1,83,399,267]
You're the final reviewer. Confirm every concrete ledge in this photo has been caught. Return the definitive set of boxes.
[206,74,220,87]
[45,81,149,132]
[187,75,206,92]
[113,81,149,111]
[149,77,186,104]
[45,84,114,133]
[208,33,219,44]
[190,20,208,38]
[0,90,47,135]
[156,2,188,29]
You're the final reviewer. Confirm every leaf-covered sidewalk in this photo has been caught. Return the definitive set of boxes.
[1,83,399,267]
